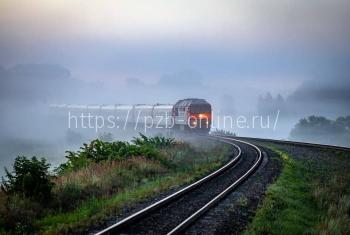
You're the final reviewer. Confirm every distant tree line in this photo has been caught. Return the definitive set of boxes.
[289,116,350,146]
[257,92,286,116]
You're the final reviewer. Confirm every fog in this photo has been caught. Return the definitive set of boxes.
[1,0,350,174]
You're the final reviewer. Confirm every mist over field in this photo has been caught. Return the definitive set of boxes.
[1,0,350,174]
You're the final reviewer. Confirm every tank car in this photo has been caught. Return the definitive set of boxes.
[49,98,212,134]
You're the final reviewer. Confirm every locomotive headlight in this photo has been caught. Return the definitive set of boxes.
[198,114,206,119]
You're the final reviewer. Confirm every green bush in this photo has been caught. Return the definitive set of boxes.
[56,134,174,173]
[212,128,237,136]
[132,133,175,147]
[0,193,42,234]
[1,156,53,203]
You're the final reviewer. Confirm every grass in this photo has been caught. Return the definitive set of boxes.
[0,136,232,234]
[52,157,168,211]
[244,146,350,235]
[39,173,193,234]
[34,139,231,234]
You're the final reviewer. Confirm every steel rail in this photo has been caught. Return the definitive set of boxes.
[95,136,242,235]
[231,136,350,152]
[167,136,263,235]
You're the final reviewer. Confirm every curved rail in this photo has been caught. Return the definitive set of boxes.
[167,136,263,235]
[233,136,350,152]
[95,137,242,235]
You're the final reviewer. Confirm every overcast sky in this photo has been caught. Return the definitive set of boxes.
[1,0,350,166]
[1,0,349,86]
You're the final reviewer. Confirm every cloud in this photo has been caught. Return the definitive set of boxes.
[289,77,350,104]
[0,65,5,75]
[250,0,350,45]
[287,75,350,116]
[125,77,145,88]
[8,64,70,78]
[1,0,350,110]
[157,70,203,88]
[0,64,88,103]
[1,0,350,50]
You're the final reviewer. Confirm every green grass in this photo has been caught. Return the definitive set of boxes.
[0,136,232,235]
[39,174,190,234]
[244,147,319,235]
[35,140,231,234]
[39,161,224,234]
[244,146,350,235]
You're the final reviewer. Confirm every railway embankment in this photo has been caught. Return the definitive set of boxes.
[244,142,350,235]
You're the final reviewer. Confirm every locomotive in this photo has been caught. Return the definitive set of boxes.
[172,98,211,132]
[49,98,212,133]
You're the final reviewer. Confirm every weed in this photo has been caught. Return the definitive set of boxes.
[237,196,248,207]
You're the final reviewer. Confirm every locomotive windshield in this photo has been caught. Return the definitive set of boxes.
[189,104,211,114]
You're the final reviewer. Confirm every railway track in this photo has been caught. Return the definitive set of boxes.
[94,135,263,235]
[232,136,350,152]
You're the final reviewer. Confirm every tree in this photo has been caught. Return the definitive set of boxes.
[335,116,350,131]
[1,156,53,202]
[289,115,350,146]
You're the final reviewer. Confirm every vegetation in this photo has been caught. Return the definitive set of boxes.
[1,156,53,203]
[290,115,350,146]
[0,157,54,234]
[56,138,163,173]
[212,128,237,136]
[132,133,174,147]
[244,146,350,235]
[0,134,232,234]
[257,92,286,116]
[55,133,177,174]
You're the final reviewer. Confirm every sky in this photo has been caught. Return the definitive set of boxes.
[1,0,349,85]
[0,0,350,172]
[1,0,350,125]
[0,0,350,123]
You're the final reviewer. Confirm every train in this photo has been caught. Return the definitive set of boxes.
[49,98,212,133]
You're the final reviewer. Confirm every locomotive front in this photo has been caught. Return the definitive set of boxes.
[172,98,212,133]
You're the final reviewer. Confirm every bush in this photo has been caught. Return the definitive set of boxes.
[1,156,53,203]
[212,129,237,136]
[0,193,42,234]
[132,133,175,147]
[56,135,174,173]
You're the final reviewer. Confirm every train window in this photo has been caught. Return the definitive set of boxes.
[178,107,186,117]
[190,104,211,113]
